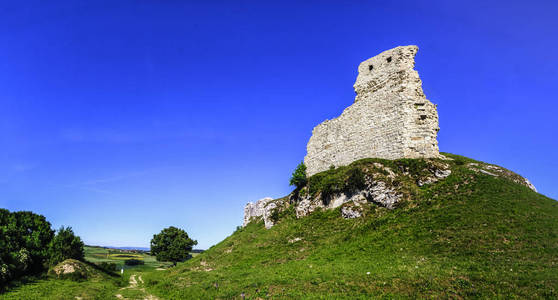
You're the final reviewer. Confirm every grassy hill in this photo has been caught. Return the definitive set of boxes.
[1,154,556,299]
[140,154,558,299]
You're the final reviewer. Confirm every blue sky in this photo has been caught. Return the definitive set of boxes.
[1,1,557,249]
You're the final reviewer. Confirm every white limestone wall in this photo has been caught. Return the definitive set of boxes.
[304,46,440,176]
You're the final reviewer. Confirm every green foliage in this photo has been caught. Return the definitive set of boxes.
[0,209,54,287]
[48,226,85,266]
[150,226,197,265]
[96,261,117,273]
[3,259,127,299]
[345,168,367,194]
[124,259,144,266]
[307,163,367,204]
[269,208,280,223]
[289,162,307,189]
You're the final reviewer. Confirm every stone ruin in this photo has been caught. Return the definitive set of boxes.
[242,46,538,229]
[243,45,442,228]
[304,45,440,176]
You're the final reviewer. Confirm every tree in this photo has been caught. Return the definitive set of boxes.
[48,226,85,266]
[150,226,197,266]
[289,162,307,189]
[0,209,54,286]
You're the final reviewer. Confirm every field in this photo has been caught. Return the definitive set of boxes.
[84,246,173,270]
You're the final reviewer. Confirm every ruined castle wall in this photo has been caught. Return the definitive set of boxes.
[304,46,440,176]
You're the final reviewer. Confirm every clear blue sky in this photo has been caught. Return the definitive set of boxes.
[1,1,557,249]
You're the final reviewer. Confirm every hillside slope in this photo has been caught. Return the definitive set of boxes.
[144,154,557,299]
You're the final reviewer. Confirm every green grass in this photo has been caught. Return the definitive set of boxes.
[0,261,128,299]
[2,154,556,299]
[84,246,172,270]
[141,154,558,299]
[0,247,192,298]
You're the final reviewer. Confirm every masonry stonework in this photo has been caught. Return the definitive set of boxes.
[304,45,441,176]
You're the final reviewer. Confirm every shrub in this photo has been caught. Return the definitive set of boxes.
[96,261,117,272]
[346,168,367,194]
[0,209,54,285]
[124,259,144,266]
[48,226,85,266]
[289,162,307,189]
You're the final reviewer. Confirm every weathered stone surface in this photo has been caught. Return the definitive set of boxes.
[341,206,362,219]
[304,45,440,176]
[50,259,88,279]
[242,197,280,229]
[293,171,404,220]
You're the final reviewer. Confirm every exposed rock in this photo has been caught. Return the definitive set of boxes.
[363,181,401,209]
[341,206,362,219]
[50,259,88,279]
[295,198,322,219]
[435,169,452,179]
[243,197,282,229]
[524,178,537,192]
[294,176,402,220]
[418,168,452,186]
[288,237,302,243]
[304,46,441,176]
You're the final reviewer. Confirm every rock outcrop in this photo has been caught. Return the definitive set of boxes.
[49,259,89,280]
[241,155,538,228]
[304,45,441,176]
[243,197,280,229]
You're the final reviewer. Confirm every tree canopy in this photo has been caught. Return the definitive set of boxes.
[150,226,197,265]
[0,209,85,288]
[289,162,307,189]
[48,226,85,266]
[1,209,54,286]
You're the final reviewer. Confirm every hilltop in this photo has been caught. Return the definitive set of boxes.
[140,154,557,298]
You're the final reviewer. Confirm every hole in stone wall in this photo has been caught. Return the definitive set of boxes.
[386,57,392,63]
[420,115,427,120]
[368,64,373,71]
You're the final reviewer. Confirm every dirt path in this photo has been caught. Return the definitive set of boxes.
[115,273,159,300]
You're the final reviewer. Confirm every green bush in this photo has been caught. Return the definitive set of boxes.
[289,162,307,189]
[346,168,367,193]
[96,262,117,273]
[48,226,85,266]
[124,259,144,266]
[0,209,54,286]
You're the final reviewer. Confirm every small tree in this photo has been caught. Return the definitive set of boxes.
[150,226,197,266]
[289,162,307,189]
[48,226,85,266]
